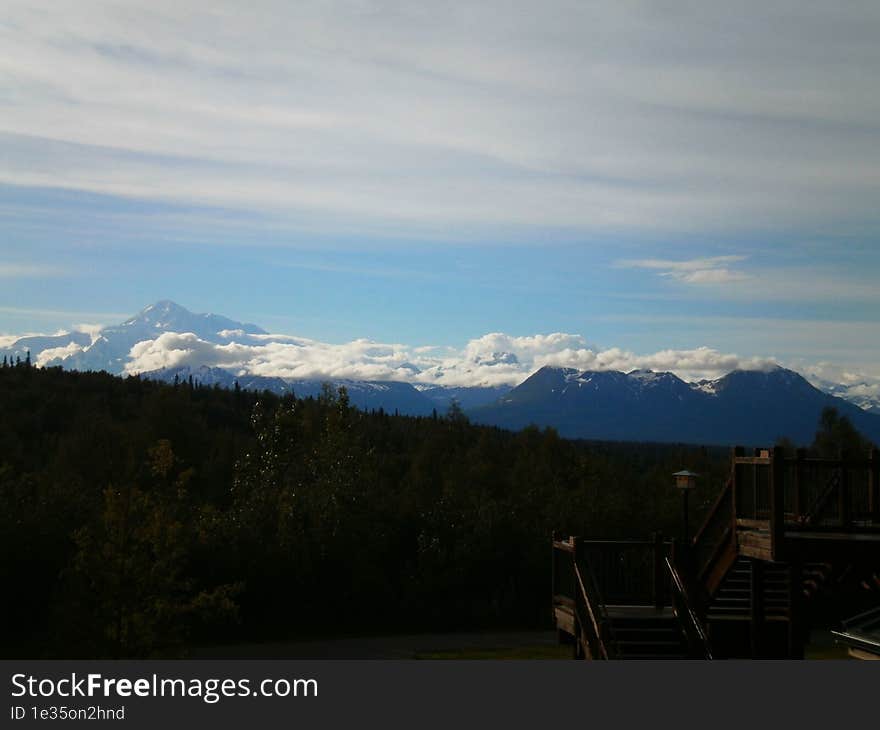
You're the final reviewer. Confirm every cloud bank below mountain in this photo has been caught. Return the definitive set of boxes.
[122,328,781,388]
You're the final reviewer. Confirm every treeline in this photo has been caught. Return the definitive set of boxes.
[0,362,855,657]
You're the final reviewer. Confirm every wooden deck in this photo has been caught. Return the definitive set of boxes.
[553,446,880,659]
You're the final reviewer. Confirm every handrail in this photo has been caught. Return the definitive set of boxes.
[578,538,671,547]
[800,471,840,526]
[572,553,618,659]
[552,536,615,659]
[665,556,712,659]
[692,473,733,548]
[842,604,880,632]
[574,563,610,659]
[691,475,735,587]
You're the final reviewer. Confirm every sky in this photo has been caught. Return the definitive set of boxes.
[1,1,879,385]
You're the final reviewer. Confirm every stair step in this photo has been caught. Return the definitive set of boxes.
[614,626,678,636]
[707,614,790,622]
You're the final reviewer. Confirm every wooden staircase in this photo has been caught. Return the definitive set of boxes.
[553,535,711,660]
[611,609,689,660]
[553,446,880,659]
[708,559,790,622]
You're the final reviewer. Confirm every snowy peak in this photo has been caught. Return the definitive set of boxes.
[122,300,190,327]
[809,377,880,415]
[472,363,880,445]
[117,300,267,338]
[523,366,687,394]
[710,366,815,396]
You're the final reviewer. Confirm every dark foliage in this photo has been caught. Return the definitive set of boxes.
[1,363,745,657]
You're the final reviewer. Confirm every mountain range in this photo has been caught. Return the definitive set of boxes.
[2,300,879,445]
[469,365,880,445]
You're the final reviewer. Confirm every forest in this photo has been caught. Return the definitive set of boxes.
[0,359,870,658]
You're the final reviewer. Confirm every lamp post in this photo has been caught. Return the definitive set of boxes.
[673,470,699,545]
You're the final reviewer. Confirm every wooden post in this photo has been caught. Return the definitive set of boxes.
[571,536,582,659]
[869,448,879,526]
[552,531,565,646]
[653,531,665,610]
[733,446,744,524]
[750,559,765,658]
[753,447,762,519]
[838,450,851,530]
[770,448,785,561]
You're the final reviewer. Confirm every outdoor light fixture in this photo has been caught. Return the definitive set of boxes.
[673,470,699,491]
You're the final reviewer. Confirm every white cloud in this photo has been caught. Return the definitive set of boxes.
[0,334,26,348]
[617,255,750,285]
[73,323,106,343]
[122,328,780,387]
[35,341,86,367]
[0,262,66,278]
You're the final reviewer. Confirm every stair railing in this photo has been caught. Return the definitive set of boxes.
[840,604,880,634]
[691,473,736,593]
[572,537,618,660]
[665,555,712,659]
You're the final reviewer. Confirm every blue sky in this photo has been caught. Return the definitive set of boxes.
[2,1,879,383]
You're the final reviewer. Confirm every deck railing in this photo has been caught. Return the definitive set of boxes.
[665,555,712,659]
[731,448,880,563]
[552,534,676,658]
[580,537,670,606]
[552,536,618,659]
[691,474,735,587]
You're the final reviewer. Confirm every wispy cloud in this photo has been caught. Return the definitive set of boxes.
[1,2,879,236]
[0,305,127,321]
[616,255,749,284]
[0,262,67,278]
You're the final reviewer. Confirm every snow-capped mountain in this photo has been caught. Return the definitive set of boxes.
[471,365,880,445]
[810,378,880,416]
[3,300,879,441]
[0,300,267,373]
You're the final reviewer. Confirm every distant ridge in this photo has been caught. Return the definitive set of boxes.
[470,365,880,446]
[2,300,878,445]
[143,364,437,417]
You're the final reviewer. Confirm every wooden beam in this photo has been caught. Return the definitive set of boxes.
[849,648,880,661]
[738,528,773,561]
[736,518,771,530]
[571,536,581,657]
[554,606,575,636]
[733,446,744,531]
[771,448,786,561]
